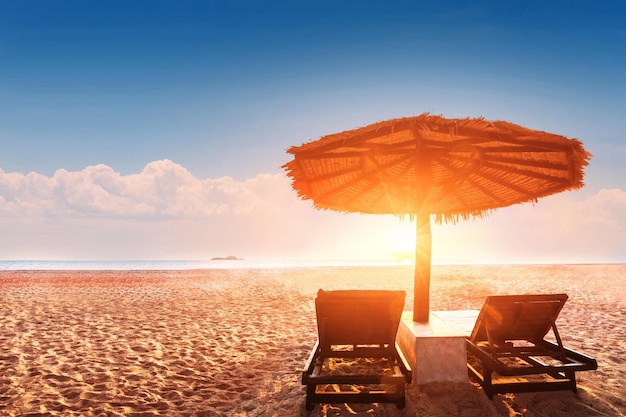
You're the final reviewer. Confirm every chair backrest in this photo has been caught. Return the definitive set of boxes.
[315,289,405,349]
[469,294,568,344]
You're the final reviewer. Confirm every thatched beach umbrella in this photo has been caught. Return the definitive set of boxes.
[283,114,591,322]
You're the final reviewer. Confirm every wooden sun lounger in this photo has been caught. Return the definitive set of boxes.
[302,289,412,410]
[466,294,597,399]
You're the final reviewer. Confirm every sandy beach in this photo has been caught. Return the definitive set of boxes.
[1,265,624,417]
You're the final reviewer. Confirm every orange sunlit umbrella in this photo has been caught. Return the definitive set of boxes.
[283,113,591,322]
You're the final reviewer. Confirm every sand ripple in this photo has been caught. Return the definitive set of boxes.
[1,266,624,416]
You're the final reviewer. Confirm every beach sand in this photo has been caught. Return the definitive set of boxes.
[1,266,624,417]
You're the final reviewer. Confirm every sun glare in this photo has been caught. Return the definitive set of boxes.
[388,224,415,263]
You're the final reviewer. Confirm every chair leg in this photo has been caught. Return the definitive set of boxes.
[396,399,406,409]
[568,371,577,393]
[396,383,406,409]
[305,384,316,411]
[483,364,494,400]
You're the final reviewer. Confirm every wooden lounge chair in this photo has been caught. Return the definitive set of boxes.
[466,294,597,399]
[302,289,412,410]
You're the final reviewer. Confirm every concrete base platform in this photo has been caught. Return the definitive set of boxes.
[396,310,479,385]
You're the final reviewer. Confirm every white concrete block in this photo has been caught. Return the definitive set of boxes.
[396,311,479,385]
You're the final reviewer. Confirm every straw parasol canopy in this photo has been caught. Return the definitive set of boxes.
[283,113,591,322]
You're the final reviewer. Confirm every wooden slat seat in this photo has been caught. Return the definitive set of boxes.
[466,294,597,399]
[302,289,412,410]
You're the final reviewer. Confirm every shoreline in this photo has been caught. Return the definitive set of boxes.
[2,261,625,272]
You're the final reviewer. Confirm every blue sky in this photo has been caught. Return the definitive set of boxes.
[1,1,625,262]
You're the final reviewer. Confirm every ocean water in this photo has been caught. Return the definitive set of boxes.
[0,259,404,270]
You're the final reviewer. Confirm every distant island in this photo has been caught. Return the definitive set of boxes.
[210,255,243,261]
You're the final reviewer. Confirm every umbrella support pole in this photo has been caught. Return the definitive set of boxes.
[413,211,431,323]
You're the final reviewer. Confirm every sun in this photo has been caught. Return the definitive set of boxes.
[388,225,415,263]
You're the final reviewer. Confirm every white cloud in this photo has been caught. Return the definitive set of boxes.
[0,160,624,262]
[0,160,286,221]
[0,160,339,259]
[432,189,626,264]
